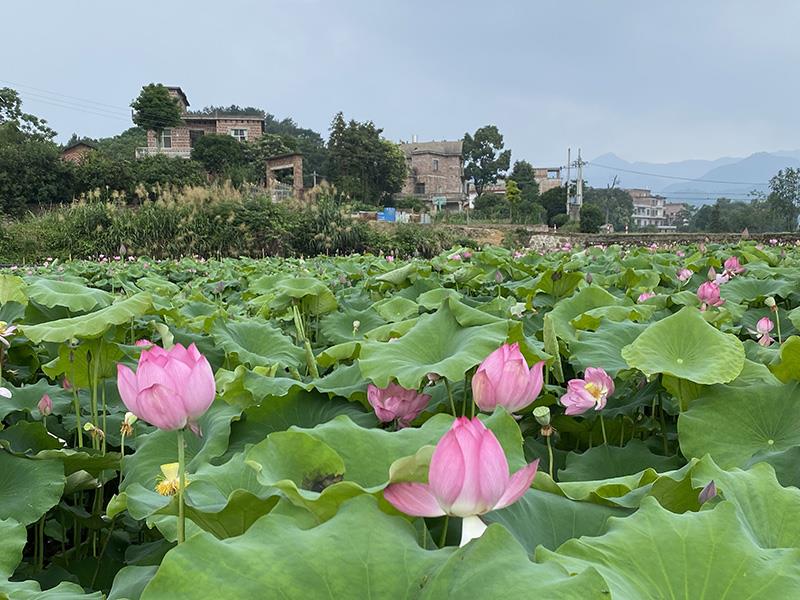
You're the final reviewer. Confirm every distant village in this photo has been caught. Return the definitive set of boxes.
[61,85,686,231]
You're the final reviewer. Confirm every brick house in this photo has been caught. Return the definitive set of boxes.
[399,140,465,209]
[61,140,96,163]
[136,87,264,158]
[533,167,562,194]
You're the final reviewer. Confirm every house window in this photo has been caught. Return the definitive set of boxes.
[547,170,559,179]
[414,182,426,195]
[432,159,439,172]
[190,129,205,148]
[230,128,248,142]
[160,128,172,148]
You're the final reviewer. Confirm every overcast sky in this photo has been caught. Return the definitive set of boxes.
[3,0,799,165]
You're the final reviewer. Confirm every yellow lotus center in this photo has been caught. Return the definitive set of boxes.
[584,382,606,402]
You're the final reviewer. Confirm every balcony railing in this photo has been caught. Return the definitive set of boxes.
[135,147,192,159]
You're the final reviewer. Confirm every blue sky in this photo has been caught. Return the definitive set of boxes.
[3,0,799,164]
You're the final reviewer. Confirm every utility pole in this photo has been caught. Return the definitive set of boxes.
[313,171,317,187]
[564,148,571,218]
[567,149,586,223]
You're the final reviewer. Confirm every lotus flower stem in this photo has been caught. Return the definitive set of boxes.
[776,311,782,344]
[71,385,84,448]
[177,428,186,544]
[546,435,554,479]
[600,414,608,445]
[292,304,319,378]
[444,379,456,416]
[438,515,449,547]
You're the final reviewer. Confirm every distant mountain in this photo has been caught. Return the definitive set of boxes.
[584,151,800,205]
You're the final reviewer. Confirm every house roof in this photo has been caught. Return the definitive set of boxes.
[62,140,97,152]
[166,86,190,107]
[399,140,463,157]
[183,113,264,122]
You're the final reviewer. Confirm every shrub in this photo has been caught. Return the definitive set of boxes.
[551,213,569,228]
[579,204,604,233]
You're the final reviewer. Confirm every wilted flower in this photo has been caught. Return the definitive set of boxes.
[472,343,545,413]
[697,281,725,311]
[0,321,17,348]
[120,411,138,436]
[637,291,655,303]
[384,417,539,545]
[117,343,216,433]
[38,394,52,417]
[533,406,551,427]
[723,256,745,278]
[707,266,729,285]
[367,383,430,428]
[155,463,189,496]
[676,268,693,282]
[559,367,614,415]
[749,317,775,347]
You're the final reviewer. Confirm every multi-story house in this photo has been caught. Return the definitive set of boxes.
[627,188,668,229]
[532,167,562,194]
[663,202,688,228]
[399,139,465,209]
[136,87,265,158]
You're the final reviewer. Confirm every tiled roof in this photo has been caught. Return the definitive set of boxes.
[399,140,463,157]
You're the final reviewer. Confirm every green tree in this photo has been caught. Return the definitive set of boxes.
[0,87,56,140]
[130,84,183,149]
[326,112,407,203]
[473,192,509,220]
[767,168,800,231]
[191,134,247,178]
[0,138,72,214]
[95,127,148,160]
[509,160,540,202]
[463,125,511,196]
[583,187,633,231]
[506,179,521,222]
[73,152,135,198]
[579,204,604,233]
[539,186,567,224]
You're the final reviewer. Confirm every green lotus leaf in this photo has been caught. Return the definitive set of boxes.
[21,292,152,343]
[140,496,608,599]
[319,306,386,344]
[358,299,508,388]
[719,276,794,305]
[569,320,647,376]
[537,497,800,599]
[108,566,158,600]
[0,274,27,305]
[559,441,683,483]
[485,488,630,553]
[372,296,420,322]
[544,285,622,344]
[679,382,800,468]
[766,335,800,382]
[621,306,744,384]
[0,452,65,525]
[212,319,305,370]
[25,278,113,312]
[0,517,26,579]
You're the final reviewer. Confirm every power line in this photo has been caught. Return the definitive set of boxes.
[0,79,130,113]
[587,161,769,186]
[18,95,131,122]
[17,90,130,118]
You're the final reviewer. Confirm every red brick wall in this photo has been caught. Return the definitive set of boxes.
[146,119,262,150]
[61,146,93,163]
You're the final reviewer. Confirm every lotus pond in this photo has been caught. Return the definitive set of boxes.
[1,242,800,599]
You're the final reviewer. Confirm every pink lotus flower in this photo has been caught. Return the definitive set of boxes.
[677,268,693,282]
[386,255,395,262]
[461,251,473,260]
[38,394,52,417]
[559,367,614,415]
[472,343,544,413]
[749,317,775,347]
[367,383,430,428]
[384,417,538,544]
[676,250,686,258]
[637,291,655,303]
[723,256,745,277]
[697,281,725,311]
[117,343,216,433]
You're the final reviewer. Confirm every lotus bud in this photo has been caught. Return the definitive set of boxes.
[698,480,717,505]
[472,343,545,413]
[367,383,430,428]
[352,320,361,335]
[38,394,52,417]
[585,273,593,284]
[495,271,504,283]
